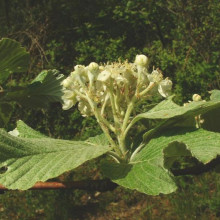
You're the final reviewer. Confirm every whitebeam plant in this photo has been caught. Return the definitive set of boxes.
[61,55,172,162]
[0,50,220,195]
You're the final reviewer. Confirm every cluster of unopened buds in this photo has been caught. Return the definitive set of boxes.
[61,54,172,158]
[61,55,172,116]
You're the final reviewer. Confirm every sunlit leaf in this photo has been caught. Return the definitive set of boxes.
[0,121,111,190]
[102,128,220,195]
[131,93,220,125]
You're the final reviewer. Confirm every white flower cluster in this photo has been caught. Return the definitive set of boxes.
[61,55,172,118]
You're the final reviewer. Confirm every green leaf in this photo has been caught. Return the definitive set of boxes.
[2,69,64,108]
[0,38,29,83]
[102,128,220,195]
[10,120,47,138]
[210,90,220,101]
[101,161,176,195]
[130,91,220,126]
[0,122,111,190]
[25,69,64,107]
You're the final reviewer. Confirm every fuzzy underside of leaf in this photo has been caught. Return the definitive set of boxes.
[131,90,220,127]
[0,121,111,190]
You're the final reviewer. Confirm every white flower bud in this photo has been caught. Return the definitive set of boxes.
[62,90,76,99]
[192,94,202,101]
[114,75,128,85]
[99,65,105,71]
[78,87,85,94]
[70,71,79,79]
[87,71,95,87]
[135,55,148,66]
[97,70,111,82]
[158,78,172,97]
[62,54,173,119]
[8,128,19,137]
[74,65,85,73]
[88,62,99,72]
[87,64,99,88]
[78,101,93,117]
[74,65,87,82]
[148,69,163,83]
[62,99,74,110]
[61,76,73,88]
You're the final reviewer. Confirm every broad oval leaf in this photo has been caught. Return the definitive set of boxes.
[0,122,111,190]
[102,128,220,195]
[0,38,29,83]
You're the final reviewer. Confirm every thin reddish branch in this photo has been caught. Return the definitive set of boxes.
[0,179,118,192]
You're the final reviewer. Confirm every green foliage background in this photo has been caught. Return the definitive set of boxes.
[1,0,219,136]
[0,0,219,219]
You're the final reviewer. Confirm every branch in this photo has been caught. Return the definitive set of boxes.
[0,179,117,193]
[172,156,220,176]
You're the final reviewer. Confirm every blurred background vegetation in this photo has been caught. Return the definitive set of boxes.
[0,0,219,219]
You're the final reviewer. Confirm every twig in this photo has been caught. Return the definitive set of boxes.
[0,179,118,192]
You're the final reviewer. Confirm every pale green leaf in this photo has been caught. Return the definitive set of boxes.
[14,120,47,138]
[130,91,220,127]
[210,90,220,101]
[102,128,220,195]
[0,124,110,190]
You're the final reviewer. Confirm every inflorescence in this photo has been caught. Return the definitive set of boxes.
[61,54,172,118]
[61,54,173,158]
